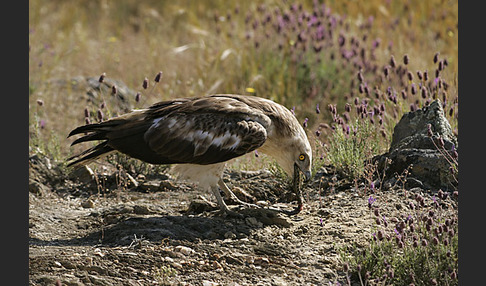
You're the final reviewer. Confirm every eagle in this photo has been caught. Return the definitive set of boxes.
[68,94,312,216]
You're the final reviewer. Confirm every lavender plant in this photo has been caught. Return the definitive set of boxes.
[341,190,458,285]
[211,1,457,181]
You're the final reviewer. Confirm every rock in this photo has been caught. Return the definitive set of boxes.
[253,256,270,266]
[390,99,457,150]
[185,198,218,214]
[202,280,219,286]
[224,231,236,239]
[374,99,458,190]
[174,245,195,256]
[81,199,95,208]
[29,152,63,186]
[137,180,162,192]
[159,180,177,191]
[29,179,51,195]
[69,165,95,183]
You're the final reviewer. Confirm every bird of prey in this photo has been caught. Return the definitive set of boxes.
[68,94,312,216]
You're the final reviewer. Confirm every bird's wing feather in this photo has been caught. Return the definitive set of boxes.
[144,111,268,165]
[68,95,271,166]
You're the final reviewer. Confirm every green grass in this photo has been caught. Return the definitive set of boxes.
[326,119,380,180]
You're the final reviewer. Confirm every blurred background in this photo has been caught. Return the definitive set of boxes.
[29,0,458,172]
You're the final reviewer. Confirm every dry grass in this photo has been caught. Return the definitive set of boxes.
[29,0,458,165]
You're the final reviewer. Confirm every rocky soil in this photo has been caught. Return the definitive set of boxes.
[28,149,457,286]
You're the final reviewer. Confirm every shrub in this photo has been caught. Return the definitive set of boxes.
[341,190,458,285]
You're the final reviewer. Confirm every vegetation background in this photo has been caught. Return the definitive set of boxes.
[29,0,457,168]
[29,0,459,285]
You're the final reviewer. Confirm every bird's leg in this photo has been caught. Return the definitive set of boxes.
[218,179,260,209]
[210,185,243,218]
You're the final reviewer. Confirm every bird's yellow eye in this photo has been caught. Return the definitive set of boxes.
[299,154,305,161]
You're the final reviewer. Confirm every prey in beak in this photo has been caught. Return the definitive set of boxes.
[280,163,311,216]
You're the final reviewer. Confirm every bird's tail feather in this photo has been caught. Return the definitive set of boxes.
[67,142,114,167]
[68,120,123,140]
[67,120,121,167]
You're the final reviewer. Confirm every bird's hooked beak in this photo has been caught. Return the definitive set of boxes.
[303,170,311,182]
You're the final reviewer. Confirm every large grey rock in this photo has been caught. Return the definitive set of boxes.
[389,99,458,151]
[374,99,458,191]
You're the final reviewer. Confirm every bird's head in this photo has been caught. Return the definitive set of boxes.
[263,126,313,183]
[287,134,313,183]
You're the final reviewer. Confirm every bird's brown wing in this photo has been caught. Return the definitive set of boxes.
[143,111,267,165]
[68,95,270,166]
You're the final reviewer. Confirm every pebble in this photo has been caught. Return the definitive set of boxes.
[81,199,95,208]
[224,231,236,239]
[70,165,95,183]
[253,257,270,265]
[175,245,195,256]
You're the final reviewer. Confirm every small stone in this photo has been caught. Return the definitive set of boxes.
[186,199,218,214]
[202,280,219,286]
[93,248,104,257]
[175,245,195,256]
[29,180,50,195]
[211,260,223,270]
[254,257,270,265]
[170,261,183,270]
[137,180,162,192]
[224,231,236,239]
[70,165,95,183]
[81,199,95,208]
[159,180,177,190]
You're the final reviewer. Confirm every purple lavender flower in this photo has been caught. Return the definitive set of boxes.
[154,71,163,83]
[433,52,439,64]
[382,215,388,227]
[98,73,106,83]
[394,228,401,237]
[368,196,376,208]
[403,54,410,65]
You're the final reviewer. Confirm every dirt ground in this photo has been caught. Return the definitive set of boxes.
[28,152,456,286]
